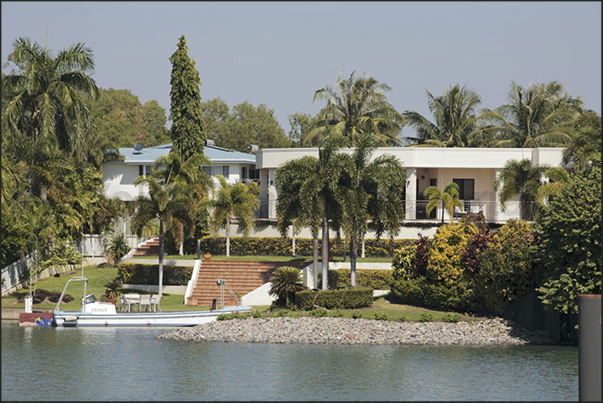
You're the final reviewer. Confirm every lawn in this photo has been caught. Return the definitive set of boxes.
[2,264,476,322]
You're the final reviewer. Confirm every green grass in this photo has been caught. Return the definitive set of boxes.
[1,263,477,323]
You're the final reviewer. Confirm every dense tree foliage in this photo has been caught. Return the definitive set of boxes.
[169,35,206,160]
[89,88,169,147]
[1,38,123,271]
[535,164,601,315]
[200,97,288,152]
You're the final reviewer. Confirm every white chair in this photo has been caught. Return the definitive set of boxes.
[139,294,152,312]
[150,294,161,312]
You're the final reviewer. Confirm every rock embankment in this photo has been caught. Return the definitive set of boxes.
[157,317,554,345]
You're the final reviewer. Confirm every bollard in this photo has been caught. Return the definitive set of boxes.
[578,294,601,401]
[24,295,33,313]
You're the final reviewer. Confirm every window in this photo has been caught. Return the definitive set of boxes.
[452,179,474,200]
[222,165,229,179]
[211,165,222,177]
[241,167,247,179]
[139,165,152,176]
[202,166,211,176]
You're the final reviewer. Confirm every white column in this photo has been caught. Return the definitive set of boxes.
[406,168,417,220]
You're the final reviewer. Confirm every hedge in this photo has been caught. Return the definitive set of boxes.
[295,287,374,310]
[117,263,193,285]
[198,236,415,257]
[319,269,392,290]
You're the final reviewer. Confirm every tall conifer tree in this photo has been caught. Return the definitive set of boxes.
[168,35,206,160]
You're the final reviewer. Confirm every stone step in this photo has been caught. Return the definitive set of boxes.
[186,261,308,306]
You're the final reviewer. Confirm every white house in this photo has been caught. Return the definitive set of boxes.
[253,146,568,225]
[102,144,568,239]
[102,143,257,202]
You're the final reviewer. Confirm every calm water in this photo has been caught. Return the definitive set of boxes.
[1,322,578,401]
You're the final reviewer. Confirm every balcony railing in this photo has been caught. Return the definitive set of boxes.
[255,198,538,222]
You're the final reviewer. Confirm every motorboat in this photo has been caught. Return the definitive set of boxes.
[51,276,251,327]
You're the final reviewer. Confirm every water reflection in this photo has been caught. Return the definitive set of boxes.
[2,323,578,401]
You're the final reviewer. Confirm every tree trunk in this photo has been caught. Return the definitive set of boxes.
[350,238,357,287]
[361,234,365,258]
[321,216,329,290]
[178,223,184,255]
[158,221,164,299]
[225,216,231,257]
[312,236,319,289]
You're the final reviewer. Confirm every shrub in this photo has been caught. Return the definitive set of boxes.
[351,311,363,319]
[442,313,462,323]
[307,308,329,317]
[390,276,479,314]
[392,245,416,281]
[473,219,541,315]
[374,312,390,321]
[334,269,392,290]
[425,222,478,285]
[419,312,434,322]
[268,266,308,308]
[117,263,193,285]
[295,287,373,310]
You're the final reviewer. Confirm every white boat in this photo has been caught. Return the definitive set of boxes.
[52,276,251,327]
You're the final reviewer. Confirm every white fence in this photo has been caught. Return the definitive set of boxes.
[1,234,151,297]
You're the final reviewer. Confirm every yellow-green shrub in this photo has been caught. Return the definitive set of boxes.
[426,222,478,285]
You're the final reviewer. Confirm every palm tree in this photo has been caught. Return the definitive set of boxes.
[481,81,582,148]
[336,133,406,286]
[17,198,56,296]
[403,84,483,147]
[2,37,100,165]
[562,109,601,170]
[274,135,346,290]
[275,155,322,288]
[207,176,259,257]
[130,175,196,299]
[493,159,550,220]
[425,183,464,223]
[268,266,308,308]
[310,71,404,147]
[149,152,214,254]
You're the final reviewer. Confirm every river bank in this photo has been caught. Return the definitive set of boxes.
[158,316,555,345]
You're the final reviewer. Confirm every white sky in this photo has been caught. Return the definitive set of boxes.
[2,1,601,137]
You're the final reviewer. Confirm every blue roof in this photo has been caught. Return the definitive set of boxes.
[118,143,256,165]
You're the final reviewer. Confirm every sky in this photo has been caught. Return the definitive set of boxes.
[2,1,601,138]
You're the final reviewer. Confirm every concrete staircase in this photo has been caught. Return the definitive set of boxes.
[187,260,309,307]
[133,238,160,256]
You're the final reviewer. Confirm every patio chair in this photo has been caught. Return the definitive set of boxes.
[150,294,161,312]
[139,294,152,312]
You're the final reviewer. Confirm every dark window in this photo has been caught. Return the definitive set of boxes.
[145,166,152,176]
[139,165,143,176]
[241,167,247,179]
[430,178,437,187]
[452,179,474,200]
[202,166,211,176]
[222,166,229,179]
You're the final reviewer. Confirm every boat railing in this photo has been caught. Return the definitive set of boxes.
[216,278,240,309]
[55,276,88,312]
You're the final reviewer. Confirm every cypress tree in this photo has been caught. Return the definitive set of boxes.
[168,35,206,160]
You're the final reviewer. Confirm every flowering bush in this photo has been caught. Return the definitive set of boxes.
[425,222,478,285]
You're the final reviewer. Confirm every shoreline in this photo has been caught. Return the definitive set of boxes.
[158,316,556,345]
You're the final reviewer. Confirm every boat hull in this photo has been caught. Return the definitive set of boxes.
[53,306,251,327]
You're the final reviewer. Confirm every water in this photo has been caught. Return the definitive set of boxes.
[1,322,578,401]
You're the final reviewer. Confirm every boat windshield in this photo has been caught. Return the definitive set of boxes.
[83,294,98,304]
